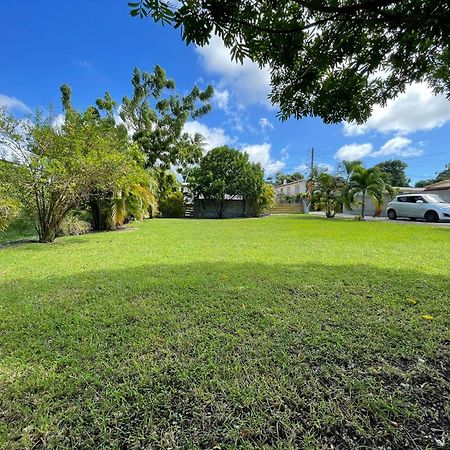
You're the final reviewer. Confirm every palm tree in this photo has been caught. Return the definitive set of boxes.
[344,164,394,220]
[313,173,344,218]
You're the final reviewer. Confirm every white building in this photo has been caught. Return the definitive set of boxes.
[274,180,307,200]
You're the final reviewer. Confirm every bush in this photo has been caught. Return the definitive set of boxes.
[58,216,91,236]
[159,192,185,218]
[256,184,276,215]
[0,198,21,232]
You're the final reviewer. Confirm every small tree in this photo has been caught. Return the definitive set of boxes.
[343,164,394,220]
[256,184,276,216]
[312,173,344,218]
[189,146,264,218]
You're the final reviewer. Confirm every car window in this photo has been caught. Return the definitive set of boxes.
[416,196,427,203]
[406,196,416,203]
[397,196,407,202]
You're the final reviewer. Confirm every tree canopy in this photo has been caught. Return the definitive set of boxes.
[374,159,409,187]
[120,66,212,169]
[130,0,450,123]
[189,146,264,218]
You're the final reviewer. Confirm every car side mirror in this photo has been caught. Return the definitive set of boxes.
[416,200,424,204]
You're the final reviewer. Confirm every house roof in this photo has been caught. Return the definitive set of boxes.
[424,180,450,191]
[274,179,306,188]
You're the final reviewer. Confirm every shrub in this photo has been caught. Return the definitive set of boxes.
[0,198,21,232]
[58,216,91,236]
[256,184,276,215]
[159,192,185,218]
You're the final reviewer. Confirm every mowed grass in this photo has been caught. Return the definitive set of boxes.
[0,216,449,449]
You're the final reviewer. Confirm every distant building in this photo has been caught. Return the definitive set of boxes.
[273,180,307,200]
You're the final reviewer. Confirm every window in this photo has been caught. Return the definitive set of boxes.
[406,196,427,203]
[397,196,407,202]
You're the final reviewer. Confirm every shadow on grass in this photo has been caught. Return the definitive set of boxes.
[1,261,449,449]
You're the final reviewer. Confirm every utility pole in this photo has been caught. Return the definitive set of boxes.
[305,147,315,214]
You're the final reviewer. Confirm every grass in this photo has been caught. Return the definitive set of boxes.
[0,215,449,449]
[0,214,37,245]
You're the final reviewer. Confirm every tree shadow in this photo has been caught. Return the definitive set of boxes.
[1,261,449,449]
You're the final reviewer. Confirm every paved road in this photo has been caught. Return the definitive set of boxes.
[309,211,450,226]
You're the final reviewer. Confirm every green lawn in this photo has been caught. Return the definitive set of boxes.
[1,216,449,449]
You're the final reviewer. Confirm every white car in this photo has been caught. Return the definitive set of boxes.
[387,193,450,222]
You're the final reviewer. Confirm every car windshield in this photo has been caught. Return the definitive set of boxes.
[424,194,446,203]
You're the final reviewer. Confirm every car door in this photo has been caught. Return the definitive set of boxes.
[401,196,417,217]
[414,195,429,218]
[395,196,408,216]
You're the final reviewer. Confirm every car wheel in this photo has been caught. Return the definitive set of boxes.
[387,209,397,220]
[425,210,439,223]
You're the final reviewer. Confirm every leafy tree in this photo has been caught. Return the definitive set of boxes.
[312,173,344,218]
[0,96,151,241]
[120,66,212,170]
[63,85,157,232]
[130,1,450,123]
[189,146,264,218]
[374,159,409,187]
[344,163,394,220]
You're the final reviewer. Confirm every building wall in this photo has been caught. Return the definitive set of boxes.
[274,180,307,199]
[193,199,257,218]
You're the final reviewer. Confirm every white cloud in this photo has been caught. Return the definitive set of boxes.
[374,136,422,157]
[52,114,65,131]
[0,94,30,113]
[317,163,334,173]
[335,137,423,160]
[295,164,309,173]
[213,88,229,111]
[335,143,374,160]
[242,143,285,175]
[196,36,271,108]
[343,83,450,136]
[183,120,231,151]
[259,117,274,131]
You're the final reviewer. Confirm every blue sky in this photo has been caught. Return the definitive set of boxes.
[1,1,450,185]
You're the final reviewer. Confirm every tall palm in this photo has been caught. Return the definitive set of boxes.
[344,165,393,220]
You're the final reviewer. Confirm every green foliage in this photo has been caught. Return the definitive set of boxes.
[435,163,450,182]
[0,196,20,232]
[120,66,212,170]
[343,162,395,220]
[130,1,450,123]
[189,146,264,218]
[312,173,344,218]
[255,183,276,215]
[0,89,149,241]
[159,191,185,218]
[374,160,410,187]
